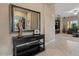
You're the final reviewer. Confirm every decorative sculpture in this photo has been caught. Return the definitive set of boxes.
[17,18,23,37]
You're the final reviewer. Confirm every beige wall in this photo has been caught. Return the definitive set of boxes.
[44,4,55,43]
[0,3,55,55]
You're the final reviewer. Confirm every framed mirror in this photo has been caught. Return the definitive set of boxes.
[9,4,40,33]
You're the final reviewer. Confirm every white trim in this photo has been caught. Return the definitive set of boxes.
[45,40,55,47]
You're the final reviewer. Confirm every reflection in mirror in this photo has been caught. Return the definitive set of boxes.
[10,4,40,32]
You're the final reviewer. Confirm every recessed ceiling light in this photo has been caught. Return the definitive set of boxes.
[73,12,78,15]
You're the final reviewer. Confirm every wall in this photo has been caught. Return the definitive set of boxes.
[44,4,55,44]
[0,3,55,55]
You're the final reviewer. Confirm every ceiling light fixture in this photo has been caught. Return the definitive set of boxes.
[67,8,79,15]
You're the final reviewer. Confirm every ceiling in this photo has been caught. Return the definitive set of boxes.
[55,3,79,17]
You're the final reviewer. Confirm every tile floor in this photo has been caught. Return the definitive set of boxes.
[36,34,79,56]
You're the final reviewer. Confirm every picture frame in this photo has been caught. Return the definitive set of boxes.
[9,4,41,33]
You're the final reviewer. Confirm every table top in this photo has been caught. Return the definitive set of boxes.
[12,34,45,46]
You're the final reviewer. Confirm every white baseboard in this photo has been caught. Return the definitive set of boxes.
[45,40,55,47]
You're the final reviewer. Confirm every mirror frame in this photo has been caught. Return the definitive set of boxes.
[9,4,41,33]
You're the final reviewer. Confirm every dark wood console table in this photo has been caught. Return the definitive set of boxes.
[12,34,45,56]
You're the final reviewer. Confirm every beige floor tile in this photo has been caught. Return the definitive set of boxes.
[36,34,79,56]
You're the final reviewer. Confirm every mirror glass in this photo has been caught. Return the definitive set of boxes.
[10,5,40,32]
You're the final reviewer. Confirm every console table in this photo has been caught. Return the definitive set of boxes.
[12,34,45,56]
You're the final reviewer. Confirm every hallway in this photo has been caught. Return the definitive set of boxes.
[37,34,79,56]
